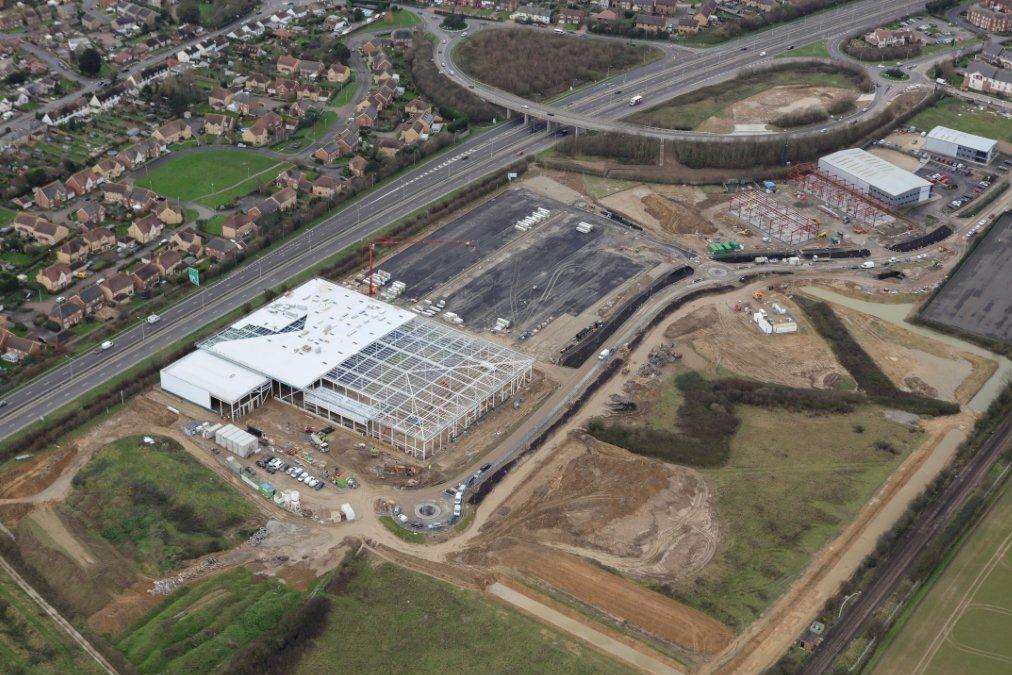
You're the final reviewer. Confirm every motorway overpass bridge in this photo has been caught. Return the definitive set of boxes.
[433,0,928,142]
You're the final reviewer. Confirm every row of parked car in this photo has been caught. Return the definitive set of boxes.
[255,455,326,490]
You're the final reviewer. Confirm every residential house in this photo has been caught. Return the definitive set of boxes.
[654,0,678,15]
[153,249,184,275]
[327,63,351,83]
[964,59,1012,96]
[205,236,239,262]
[208,86,235,109]
[153,119,192,144]
[131,262,161,292]
[66,169,96,197]
[982,39,1012,69]
[204,113,234,136]
[0,331,43,362]
[311,175,343,198]
[865,28,917,48]
[298,59,324,79]
[511,5,552,24]
[127,187,159,213]
[277,54,300,75]
[221,212,257,239]
[348,155,368,177]
[635,13,664,32]
[967,2,1012,32]
[33,181,69,209]
[36,263,73,293]
[556,7,585,24]
[75,202,106,225]
[128,214,163,243]
[56,238,89,265]
[270,187,297,210]
[79,284,105,314]
[13,213,68,245]
[93,157,124,181]
[82,226,116,253]
[171,227,203,255]
[100,273,135,304]
[354,105,378,128]
[49,296,86,329]
[155,199,184,225]
[102,181,133,204]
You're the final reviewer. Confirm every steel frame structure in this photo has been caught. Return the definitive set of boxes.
[728,189,819,246]
[788,163,899,228]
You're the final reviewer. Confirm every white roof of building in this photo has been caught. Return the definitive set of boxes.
[820,148,931,197]
[926,126,997,153]
[199,278,415,390]
[161,350,269,403]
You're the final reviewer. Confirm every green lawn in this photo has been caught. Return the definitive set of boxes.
[64,435,264,575]
[329,80,357,109]
[0,206,16,227]
[136,150,288,209]
[116,567,303,673]
[200,214,225,237]
[871,474,1012,675]
[0,566,104,674]
[626,65,863,131]
[362,8,420,32]
[908,96,1012,144]
[776,41,830,59]
[0,251,32,267]
[291,554,632,674]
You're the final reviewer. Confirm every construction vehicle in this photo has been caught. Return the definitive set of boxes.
[382,463,420,477]
[752,290,765,301]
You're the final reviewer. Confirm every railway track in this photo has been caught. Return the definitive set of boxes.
[803,414,1012,673]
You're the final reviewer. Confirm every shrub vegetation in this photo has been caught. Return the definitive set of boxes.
[456,28,658,100]
[793,296,959,416]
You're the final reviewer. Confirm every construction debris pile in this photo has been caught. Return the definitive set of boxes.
[636,342,683,379]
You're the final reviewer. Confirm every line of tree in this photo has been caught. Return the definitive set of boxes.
[793,295,960,416]
[557,86,938,170]
[707,0,862,42]
[587,370,870,468]
[403,36,502,127]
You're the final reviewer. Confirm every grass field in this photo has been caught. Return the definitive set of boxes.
[116,567,303,672]
[350,8,420,34]
[0,565,104,674]
[0,207,16,227]
[871,474,1012,675]
[136,150,289,209]
[908,96,1012,144]
[65,435,263,575]
[291,553,632,674]
[596,370,921,630]
[625,65,862,131]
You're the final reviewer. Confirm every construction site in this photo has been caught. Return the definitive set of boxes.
[360,188,671,361]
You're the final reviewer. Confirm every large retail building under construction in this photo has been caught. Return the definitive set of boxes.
[160,278,534,458]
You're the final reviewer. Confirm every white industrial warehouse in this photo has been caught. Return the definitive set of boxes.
[924,126,998,165]
[818,148,932,207]
[160,278,534,458]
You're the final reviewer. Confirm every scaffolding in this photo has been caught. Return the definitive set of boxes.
[728,189,819,246]
[788,164,896,228]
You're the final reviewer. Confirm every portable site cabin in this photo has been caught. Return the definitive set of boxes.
[215,424,259,458]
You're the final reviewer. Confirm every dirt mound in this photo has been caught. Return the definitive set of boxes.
[476,434,718,580]
[641,194,716,235]
[16,507,138,616]
[131,395,179,427]
[0,446,77,499]
[664,305,718,338]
